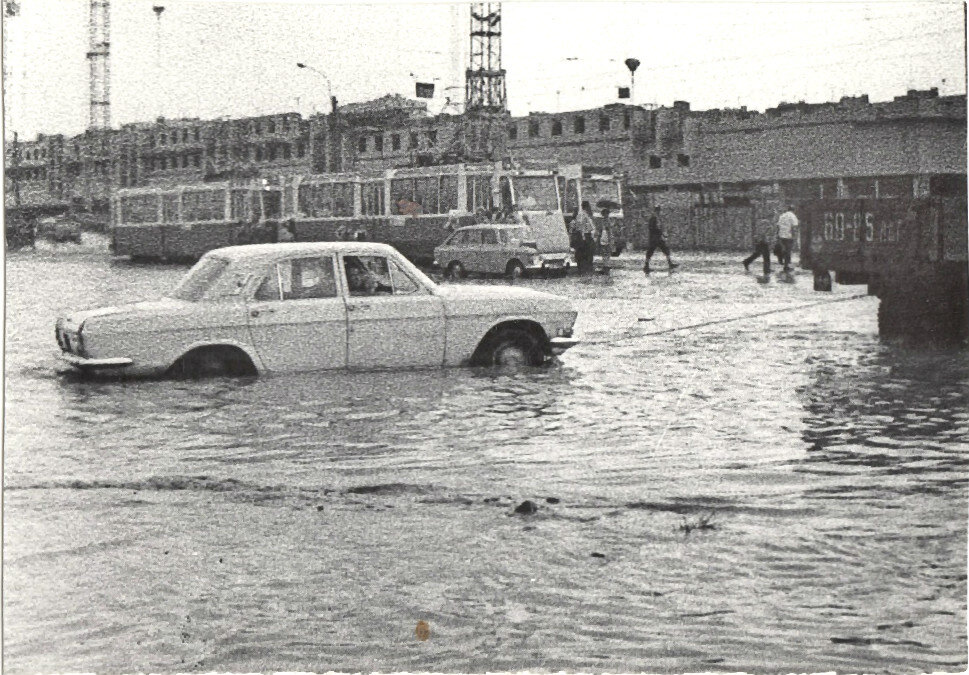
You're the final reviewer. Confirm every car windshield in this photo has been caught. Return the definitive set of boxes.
[512,176,559,211]
[169,255,231,301]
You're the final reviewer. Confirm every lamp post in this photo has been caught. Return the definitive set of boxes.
[624,58,640,105]
[297,62,336,113]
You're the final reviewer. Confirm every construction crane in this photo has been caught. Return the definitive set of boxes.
[87,0,111,129]
[465,2,506,113]
[443,2,506,163]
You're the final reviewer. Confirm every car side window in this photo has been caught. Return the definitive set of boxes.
[286,256,337,299]
[344,255,393,297]
[254,256,337,301]
[388,259,423,295]
[254,269,281,301]
[481,229,498,245]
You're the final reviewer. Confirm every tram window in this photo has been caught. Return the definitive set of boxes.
[440,175,458,212]
[391,179,415,211]
[499,177,513,209]
[362,183,384,216]
[415,177,438,214]
[334,183,354,217]
[162,194,180,223]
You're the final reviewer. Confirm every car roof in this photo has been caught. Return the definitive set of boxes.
[208,241,399,262]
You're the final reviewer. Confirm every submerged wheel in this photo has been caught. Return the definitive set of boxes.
[447,261,466,279]
[487,328,544,367]
[171,346,255,379]
[506,260,526,280]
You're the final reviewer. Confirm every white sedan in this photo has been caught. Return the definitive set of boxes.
[55,242,579,378]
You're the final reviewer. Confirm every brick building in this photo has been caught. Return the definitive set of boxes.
[6,87,965,250]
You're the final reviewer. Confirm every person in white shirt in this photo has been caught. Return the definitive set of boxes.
[776,205,799,272]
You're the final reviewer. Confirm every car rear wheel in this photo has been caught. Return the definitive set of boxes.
[487,328,544,367]
[447,261,466,279]
[506,260,526,280]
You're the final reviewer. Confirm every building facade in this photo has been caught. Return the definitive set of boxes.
[6,87,965,249]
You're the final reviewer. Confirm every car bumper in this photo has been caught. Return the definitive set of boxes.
[58,352,134,370]
[525,257,574,272]
[549,336,579,354]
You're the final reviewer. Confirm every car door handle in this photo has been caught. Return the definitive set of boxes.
[348,303,371,311]
[250,308,275,317]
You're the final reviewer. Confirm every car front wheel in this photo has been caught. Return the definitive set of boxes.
[171,346,255,379]
[447,261,466,279]
[506,260,526,280]
[487,328,544,367]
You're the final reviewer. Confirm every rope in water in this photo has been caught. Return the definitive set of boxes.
[638,292,871,336]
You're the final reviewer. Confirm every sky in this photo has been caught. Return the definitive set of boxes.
[2,0,966,140]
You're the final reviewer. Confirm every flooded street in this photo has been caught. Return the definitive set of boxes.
[4,242,968,673]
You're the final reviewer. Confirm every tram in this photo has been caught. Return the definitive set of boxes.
[109,161,624,265]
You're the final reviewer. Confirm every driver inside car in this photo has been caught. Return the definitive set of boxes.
[345,256,391,296]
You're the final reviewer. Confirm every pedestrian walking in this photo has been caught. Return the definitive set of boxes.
[643,206,678,274]
[570,201,596,274]
[776,204,798,272]
[743,215,774,276]
[597,207,613,273]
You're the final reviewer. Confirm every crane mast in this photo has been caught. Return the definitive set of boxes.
[87,0,111,129]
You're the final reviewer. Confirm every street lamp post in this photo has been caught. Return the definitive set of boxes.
[297,62,336,113]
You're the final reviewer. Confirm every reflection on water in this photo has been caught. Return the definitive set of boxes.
[3,249,967,674]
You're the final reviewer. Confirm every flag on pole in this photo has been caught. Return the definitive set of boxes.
[5,1,21,17]
[618,87,630,99]
[416,82,435,99]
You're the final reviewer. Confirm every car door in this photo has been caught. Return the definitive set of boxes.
[479,227,503,273]
[246,254,348,372]
[342,253,445,369]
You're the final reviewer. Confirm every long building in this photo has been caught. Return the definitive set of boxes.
[6,87,965,249]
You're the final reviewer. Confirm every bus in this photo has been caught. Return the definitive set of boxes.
[110,162,575,265]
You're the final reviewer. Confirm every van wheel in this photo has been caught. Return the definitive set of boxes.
[488,328,543,367]
[447,261,466,279]
[506,260,526,280]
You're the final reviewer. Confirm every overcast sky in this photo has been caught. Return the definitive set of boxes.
[2,0,966,140]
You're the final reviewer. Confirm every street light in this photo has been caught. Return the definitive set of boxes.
[297,62,336,112]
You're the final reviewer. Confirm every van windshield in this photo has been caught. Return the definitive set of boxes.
[512,177,559,211]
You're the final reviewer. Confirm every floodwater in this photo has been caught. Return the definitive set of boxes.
[4,238,968,674]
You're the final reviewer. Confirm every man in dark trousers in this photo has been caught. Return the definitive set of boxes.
[643,205,678,274]
[743,216,774,276]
